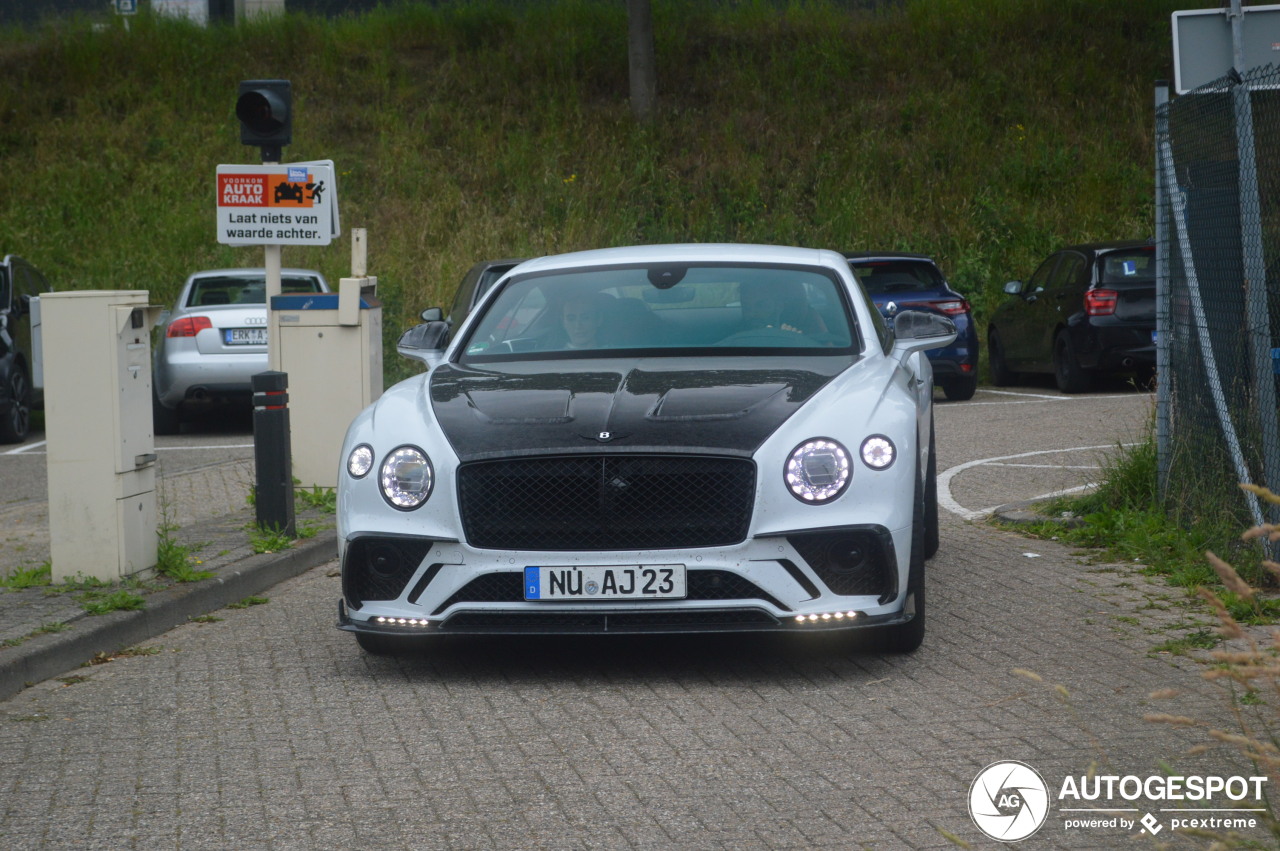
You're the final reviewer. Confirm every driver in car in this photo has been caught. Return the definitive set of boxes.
[738,280,828,336]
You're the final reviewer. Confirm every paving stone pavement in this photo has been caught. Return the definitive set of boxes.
[0,502,1268,849]
[0,459,338,701]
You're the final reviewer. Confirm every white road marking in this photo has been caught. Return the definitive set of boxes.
[2,442,253,457]
[939,444,1134,521]
[3,440,47,455]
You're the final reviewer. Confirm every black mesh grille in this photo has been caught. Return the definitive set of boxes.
[441,609,778,633]
[787,530,896,599]
[432,569,783,615]
[457,455,755,550]
[343,537,435,607]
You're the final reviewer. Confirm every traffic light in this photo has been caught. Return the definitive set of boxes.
[236,79,291,162]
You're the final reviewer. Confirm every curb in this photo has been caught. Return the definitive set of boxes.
[990,498,1087,528]
[0,529,337,702]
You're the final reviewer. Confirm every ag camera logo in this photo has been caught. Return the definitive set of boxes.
[969,761,1050,842]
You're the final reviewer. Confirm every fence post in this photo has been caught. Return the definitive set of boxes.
[1231,68,1280,551]
[1155,80,1171,504]
[252,370,295,537]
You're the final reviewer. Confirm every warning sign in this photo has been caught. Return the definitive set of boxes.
[215,164,335,246]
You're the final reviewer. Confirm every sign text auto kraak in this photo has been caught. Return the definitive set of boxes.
[215,164,334,246]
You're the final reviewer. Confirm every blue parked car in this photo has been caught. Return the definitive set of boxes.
[844,252,979,401]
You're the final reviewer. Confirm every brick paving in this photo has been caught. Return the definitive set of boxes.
[0,507,1262,849]
[0,389,1269,848]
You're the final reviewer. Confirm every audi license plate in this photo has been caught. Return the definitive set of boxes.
[225,328,267,345]
[524,565,686,600]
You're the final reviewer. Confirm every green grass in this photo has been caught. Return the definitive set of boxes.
[248,525,294,554]
[1019,422,1280,625]
[0,563,52,590]
[0,0,1178,386]
[155,520,214,583]
[78,589,146,615]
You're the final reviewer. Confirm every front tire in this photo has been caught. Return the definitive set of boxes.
[924,419,939,560]
[879,462,927,653]
[0,364,31,444]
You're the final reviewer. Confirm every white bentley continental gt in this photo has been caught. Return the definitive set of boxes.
[336,244,956,654]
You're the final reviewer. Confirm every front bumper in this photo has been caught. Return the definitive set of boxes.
[336,525,912,636]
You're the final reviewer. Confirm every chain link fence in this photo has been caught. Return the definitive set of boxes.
[1156,65,1280,532]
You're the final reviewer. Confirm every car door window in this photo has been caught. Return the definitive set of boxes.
[1046,253,1085,294]
[1026,255,1058,295]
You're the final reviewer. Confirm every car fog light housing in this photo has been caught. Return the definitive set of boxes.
[860,435,896,470]
[785,438,851,504]
[347,444,374,479]
[380,446,434,510]
[795,610,862,625]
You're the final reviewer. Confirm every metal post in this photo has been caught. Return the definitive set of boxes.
[1154,81,1171,502]
[1160,140,1265,529]
[262,155,283,372]
[252,370,295,536]
[1227,4,1280,546]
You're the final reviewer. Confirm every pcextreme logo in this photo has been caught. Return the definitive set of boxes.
[968,761,1270,843]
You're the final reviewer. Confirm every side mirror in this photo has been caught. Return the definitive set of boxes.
[891,309,957,357]
[1004,280,1023,295]
[398,321,449,353]
[420,306,444,322]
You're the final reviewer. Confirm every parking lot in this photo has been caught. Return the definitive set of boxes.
[0,385,1264,849]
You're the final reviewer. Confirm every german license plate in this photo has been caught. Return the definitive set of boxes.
[524,565,687,600]
[225,328,267,345]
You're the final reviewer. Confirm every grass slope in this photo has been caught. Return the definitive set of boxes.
[0,0,1180,381]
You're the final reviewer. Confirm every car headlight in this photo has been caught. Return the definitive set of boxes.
[346,444,374,479]
[379,446,434,510]
[860,435,896,470]
[785,438,851,504]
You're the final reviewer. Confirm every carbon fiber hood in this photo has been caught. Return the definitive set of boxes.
[429,357,849,461]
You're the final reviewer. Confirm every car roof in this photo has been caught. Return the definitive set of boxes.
[187,268,325,278]
[1056,239,1153,255]
[842,251,937,263]
[510,244,845,274]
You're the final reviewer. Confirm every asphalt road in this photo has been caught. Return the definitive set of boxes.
[2,383,1262,849]
[1,407,256,510]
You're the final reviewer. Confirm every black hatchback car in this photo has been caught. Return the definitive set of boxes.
[0,255,49,443]
[987,240,1156,393]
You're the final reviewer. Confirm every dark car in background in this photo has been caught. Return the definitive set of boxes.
[446,258,527,328]
[445,255,529,327]
[987,240,1155,393]
[0,255,49,443]
[844,252,979,401]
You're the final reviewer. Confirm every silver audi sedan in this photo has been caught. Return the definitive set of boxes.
[152,268,329,433]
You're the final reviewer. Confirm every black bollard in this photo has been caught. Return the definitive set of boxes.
[252,370,295,537]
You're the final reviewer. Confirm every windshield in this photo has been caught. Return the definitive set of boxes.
[459,263,857,362]
[186,274,323,307]
[1097,248,1154,284]
[849,259,944,294]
